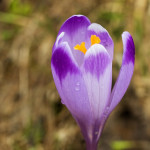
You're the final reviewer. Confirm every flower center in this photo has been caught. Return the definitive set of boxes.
[74,35,101,54]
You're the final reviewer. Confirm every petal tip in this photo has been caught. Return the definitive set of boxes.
[83,44,111,78]
[87,23,114,60]
[51,44,79,82]
[122,31,135,65]
[59,15,91,34]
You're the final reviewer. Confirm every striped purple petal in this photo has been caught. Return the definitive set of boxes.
[59,15,91,37]
[51,42,93,144]
[57,15,91,66]
[87,23,114,60]
[81,44,112,143]
[108,31,135,113]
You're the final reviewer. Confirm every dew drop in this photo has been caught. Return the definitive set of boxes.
[75,82,80,91]
[105,106,109,115]
[76,82,80,85]
[75,87,80,91]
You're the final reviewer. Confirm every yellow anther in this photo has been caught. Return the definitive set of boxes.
[91,35,101,46]
[74,35,101,55]
[74,42,87,54]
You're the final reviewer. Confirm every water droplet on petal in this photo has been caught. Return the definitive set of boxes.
[105,106,109,115]
[76,82,80,85]
[75,82,80,91]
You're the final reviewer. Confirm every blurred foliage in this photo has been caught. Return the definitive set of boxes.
[98,12,124,24]
[39,17,57,36]
[1,28,18,40]
[134,19,143,53]
[112,26,124,40]
[111,141,134,150]
[9,0,32,16]
[97,11,125,40]
[23,119,45,146]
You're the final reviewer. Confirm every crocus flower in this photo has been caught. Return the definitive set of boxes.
[51,15,135,150]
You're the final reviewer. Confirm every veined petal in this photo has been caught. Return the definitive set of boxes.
[59,15,91,36]
[87,23,114,60]
[51,42,79,82]
[51,42,93,142]
[58,15,91,66]
[82,44,112,121]
[52,32,65,52]
[109,32,135,113]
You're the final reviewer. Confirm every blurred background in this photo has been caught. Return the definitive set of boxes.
[0,0,150,149]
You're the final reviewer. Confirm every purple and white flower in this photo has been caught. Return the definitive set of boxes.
[51,15,135,150]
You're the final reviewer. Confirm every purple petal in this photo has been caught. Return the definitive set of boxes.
[82,44,112,121]
[108,32,135,113]
[58,15,91,66]
[59,15,91,47]
[52,32,65,52]
[122,31,135,64]
[83,44,112,79]
[51,42,79,82]
[87,23,114,60]
[59,15,91,37]
[51,42,93,143]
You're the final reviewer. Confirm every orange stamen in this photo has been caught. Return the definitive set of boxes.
[74,35,101,54]
[74,42,87,54]
[91,35,101,46]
